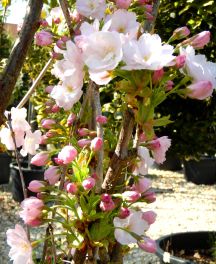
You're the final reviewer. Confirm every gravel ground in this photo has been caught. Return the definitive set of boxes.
[0,168,216,264]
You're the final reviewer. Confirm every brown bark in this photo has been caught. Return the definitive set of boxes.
[0,0,43,126]
[59,0,74,37]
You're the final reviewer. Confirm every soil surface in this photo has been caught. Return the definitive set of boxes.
[0,167,216,264]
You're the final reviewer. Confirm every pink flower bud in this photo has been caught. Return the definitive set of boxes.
[31,152,49,166]
[187,81,213,100]
[45,131,56,138]
[122,191,141,202]
[143,190,156,203]
[115,0,132,9]
[145,4,153,13]
[152,68,164,84]
[101,193,112,203]
[51,104,60,113]
[142,210,157,225]
[35,30,53,46]
[28,180,45,193]
[78,139,91,148]
[78,128,89,137]
[39,135,48,145]
[54,17,61,24]
[138,0,152,5]
[66,182,78,194]
[165,80,174,91]
[139,132,147,142]
[40,19,48,27]
[90,137,103,152]
[118,207,130,219]
[172,26,190,40]
[61,36,70,42]
[138,237,157,253]
[100,200,115,211]
[56,39,66,50]
[51,51,64,60]
[145,11,154,21]
[96,115,108,124]
[41,119,56,129]
[82,177,95,190]
[133,178,151,193]
[44,166,60,185]
[71,10,83,23]
[58,145,78,164]
[67,113,76,126]
[175,55,186,68]
[45,86,54,94]
[190,31,211,49]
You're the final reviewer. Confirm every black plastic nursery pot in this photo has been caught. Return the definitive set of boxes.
[156,231,216,264]
[0,152,12,184]
[10,162,44,202]
[183,157,216,185]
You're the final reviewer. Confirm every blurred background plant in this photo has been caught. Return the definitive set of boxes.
[155,0,216,161]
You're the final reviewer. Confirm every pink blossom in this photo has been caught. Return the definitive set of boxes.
[56,39,66,50]
[122,191,141,202]
[45,85,54,93]
[6,224,33,264]
[78,139,91,148]
[82,177,95,190]
[142,210,157,225]
[0,127,25,150]
[31,152,49,166]
[152,68,164,84]
[118,207,130,219]
[133,177,151,193]
[175,55,186,68]
[187,81,213,100]
[96,115,108,124]
[67,113,76,126]
[101,193,112,203]
[66,182,78,194]
[143,190,156,203]
[41,119,56,129]
[58,145,78,164]
[20,130,42,156]
[189,31,211,49]
[138,237,157,253]
[165,80,174,91]
[78,128,89,136]
[19,197,44,227]
[148,136,171,164]
[113,210,149,245]
[28,180,45,193]
[51,104,60,113]
[115,0,132,9]
[90,137,103,152]
[172,26,190,40]
[100,199,115,211]
[35,30,53,46]
[44,166,60,185]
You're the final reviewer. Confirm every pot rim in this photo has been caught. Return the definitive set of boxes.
[10,162,44,172]
[156,231,216,264]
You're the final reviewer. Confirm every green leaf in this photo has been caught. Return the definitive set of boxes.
[153,115,173,127]
[89,219,113,241]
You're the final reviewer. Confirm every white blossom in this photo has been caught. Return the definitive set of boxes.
[20,130,42,156]
[133,146,154,176]
[76,0,107,19]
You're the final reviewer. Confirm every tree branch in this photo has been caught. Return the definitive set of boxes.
[0,0,43,126]
[59,0,74,37]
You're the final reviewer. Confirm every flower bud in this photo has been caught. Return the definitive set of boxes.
[66,182,78,194]
[78,139,91,148]
[143,190,156,203]
[56,39,66,50]
[145,11,154,21]
[175,55,186,68]
[40,19,48,27]
[51,51,64,60]
[139,132,147,142]
[58,145,78,164]
[44,166,60,185]
[67,113,76,126]
[142,210,157,225]
[152,68,164,84]
[78,128,89,137]
[189,31,211,49]
[31,152,49,166]
[145,4,153,13]
[100,200,115,211]
[28,180,45,193]
[61,36,70,42]
[118,207,130,219]
[165,80,174,91]
[138,237,157,253]
[41,119,56,129]
[115,0,132,9]
[172,26,190,40]
[82,177,95,190]
[54,17,61,24]
[101,193,112,203]
[96,115,108,124]
[35,30,53,46]
[90,137,103,152]
[122,191,141,202]
[51,104,60,113]
[187,81,213,100]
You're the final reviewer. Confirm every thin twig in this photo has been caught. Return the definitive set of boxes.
[59,0,74,37]
[17,58,53,109]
